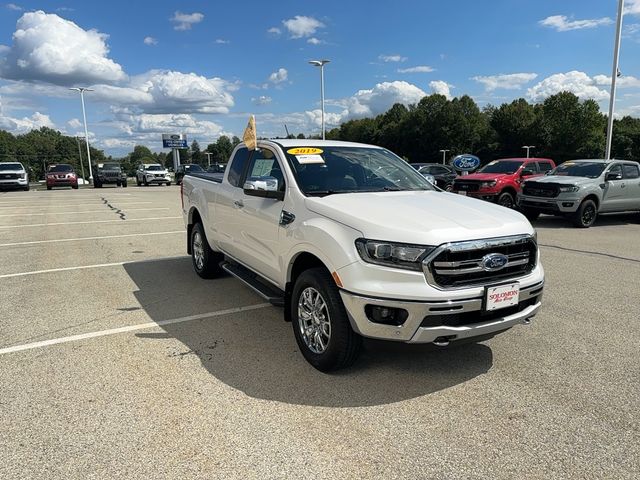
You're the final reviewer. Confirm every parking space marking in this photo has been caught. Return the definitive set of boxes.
[0,303,271,355]
[0,255,186,279]
[0,230,183,247]
[0,216,182,229]
[0,208,170,217]
[0,201,155,207]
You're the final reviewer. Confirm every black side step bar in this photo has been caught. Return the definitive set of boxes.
[221,261,285,307]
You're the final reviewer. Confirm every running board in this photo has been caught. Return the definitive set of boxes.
[221,261,285,307]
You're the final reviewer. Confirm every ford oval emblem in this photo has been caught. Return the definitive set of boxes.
[481,253,509,271]
[452,154,481,172]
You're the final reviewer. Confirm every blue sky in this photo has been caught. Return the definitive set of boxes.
[1,0,640,156]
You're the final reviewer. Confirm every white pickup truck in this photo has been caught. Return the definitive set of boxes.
[181,140,544,371]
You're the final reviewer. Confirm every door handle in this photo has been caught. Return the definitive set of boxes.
[233,200,244,208]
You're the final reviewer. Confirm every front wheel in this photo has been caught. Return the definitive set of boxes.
[136,176,141,186]
[190,223,223,278]
[571,199,597,228]
[143,177,149,186]
[166,182,171,186]
[122,180,127,188]
[291,268,362,372]
[497,191,516,209]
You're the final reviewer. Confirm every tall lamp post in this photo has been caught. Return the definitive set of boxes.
[439,149,449,165]
[605,0,625,160]
[522,145,535,158]
[75,136,86,183]
[308,59,330,140]
[69,87,94,183]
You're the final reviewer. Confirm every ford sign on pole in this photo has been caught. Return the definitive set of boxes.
[452,154,481,173]
[162,133,187,149]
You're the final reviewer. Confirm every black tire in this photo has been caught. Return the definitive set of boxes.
[94,181,101,188]
[72,185,78,190]
[571,199,597,228]
[522,209,540,221]
[23,185,30,191]
[166,182,171,186]
[46,185,52,190]
[116,181,121,187]
[497,191,516,209]
[143,177,149,186]
[122,180,127,188]
[136,176,142,186]
[190,223,223,279]
[291,268,362,372]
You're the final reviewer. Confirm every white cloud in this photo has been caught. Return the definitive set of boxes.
[539,15,613,32]
[1,111,54,133]
[307,37,324,45]
[0,44,9,53]
[472,73,538,91]
[625,0,640,15]
[379,54,407,63]
[267,27,281,35]
[429,80,453,99]
[0,11,126,86]
[252,95,272,106]
[397,65,434,73]
[215,39,230,44]
[282,16,324,39]
[268,68,288,85]
[170,11,204,31]
[342,81,426,119]
[593,74,640,88]
[143,36,157,46]
[527,71,609,102]
[6,3,22,11]
[67,118,82,128]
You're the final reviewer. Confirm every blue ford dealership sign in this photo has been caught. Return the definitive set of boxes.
[162,133,187,149]
[452,154,481,172]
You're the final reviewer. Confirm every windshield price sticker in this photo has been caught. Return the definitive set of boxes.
[485,283,520,311]
[296,154,325,165]
[287,147,323,155]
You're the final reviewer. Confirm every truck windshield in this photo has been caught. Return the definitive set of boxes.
[146,165,163,171]
[550,162,606,178]
[49,164,73,172]
[282,146,435,196]
[479,160,524,174]
[103,164,121,170]
[0,163,23,171]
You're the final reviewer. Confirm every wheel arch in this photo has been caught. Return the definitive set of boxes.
[186,207,202,255]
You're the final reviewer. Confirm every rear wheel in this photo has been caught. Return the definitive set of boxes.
[497,191,516,209]
[571,199,597,228]
[190,223,224,279]
[291,268,362,372]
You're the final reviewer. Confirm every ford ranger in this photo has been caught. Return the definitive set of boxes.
[518,159,640,227]
[181,140,544,371]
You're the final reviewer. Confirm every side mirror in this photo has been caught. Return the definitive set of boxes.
[605,172,623,181]
[243,176,284,200]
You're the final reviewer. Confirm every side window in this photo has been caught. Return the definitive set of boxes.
[522,162,538,174]
[227,147,250,187]
[244,148,285,192]
[537,162,553,173]
[608,164,623,178]
[623,164,640,179]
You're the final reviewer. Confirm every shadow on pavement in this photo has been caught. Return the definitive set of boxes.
[532,212,639,229]
[124,257,494,407]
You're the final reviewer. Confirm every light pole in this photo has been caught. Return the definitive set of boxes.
[205,152,213,168]
[522,145,535,158]
[69,87,94,183]
[605,0,625,160]
[439,149,449,165]
[309,59,330,140]
[76,136,86,183]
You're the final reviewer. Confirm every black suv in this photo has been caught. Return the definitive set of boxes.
[411,163,457,190]
[175,164,204,185]
[94,163,127,188]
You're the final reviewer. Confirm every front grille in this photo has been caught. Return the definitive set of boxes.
[104,171,120,178]
[424,235,537,288]
[420,296,539,327]
[1,173,20,179]
[522,182,560,198]
[154,174,165,178]
[521,200,559,212]
[453,180,481,192]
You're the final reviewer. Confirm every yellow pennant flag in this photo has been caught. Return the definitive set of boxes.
[243,115,257,150]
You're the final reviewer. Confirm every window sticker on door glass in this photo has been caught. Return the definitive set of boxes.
[296,154,325,164]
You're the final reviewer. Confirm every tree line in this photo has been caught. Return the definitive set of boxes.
[1,91,639,180]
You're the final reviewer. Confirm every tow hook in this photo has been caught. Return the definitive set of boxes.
[433,336,452,347]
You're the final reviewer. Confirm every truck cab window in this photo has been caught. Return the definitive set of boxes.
[228,147,250,187]
[245,148,285,192]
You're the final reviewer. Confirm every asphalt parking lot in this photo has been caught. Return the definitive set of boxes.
[0,186,638,479]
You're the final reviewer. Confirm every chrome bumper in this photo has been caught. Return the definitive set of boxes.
[339,282,543,343]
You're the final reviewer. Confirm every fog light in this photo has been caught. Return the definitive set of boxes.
[365,305,408,326]
[562,202,574,207]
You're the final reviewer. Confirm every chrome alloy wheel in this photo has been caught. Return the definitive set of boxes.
[193,231,205,270]
[297,287,331,354]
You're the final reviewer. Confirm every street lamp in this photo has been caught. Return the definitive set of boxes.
[605,0,625,160]
[439,149,449,165]
[75,136,86,183]
[522,145,535,158]
[308,59,330,140]
[69,87,94,183]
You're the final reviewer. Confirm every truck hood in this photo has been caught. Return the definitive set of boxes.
[527,175,594,185]
[305,191,533,246]
[456,173,510,181]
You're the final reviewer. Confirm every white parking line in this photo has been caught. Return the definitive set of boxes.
[0,303,271,355]
[0,216,182,229]
[0,202,155,208]
[0,230,183,247]
[0,255,186,279]
[0,208,170,217]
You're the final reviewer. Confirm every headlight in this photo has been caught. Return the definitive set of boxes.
[480,181,497,188]
[559,185,579,193]
[355,238,434,271]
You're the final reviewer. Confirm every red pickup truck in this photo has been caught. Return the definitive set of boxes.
[452,158,556,208]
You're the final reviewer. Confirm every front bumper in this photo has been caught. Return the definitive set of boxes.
[146,176,170,183]
[339,281,543,343]
[0,178,28,187]
[518,195,581,213]
[454,191,498,202]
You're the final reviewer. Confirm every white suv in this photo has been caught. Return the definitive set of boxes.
[0,162,29,191]
[136,164,171,186]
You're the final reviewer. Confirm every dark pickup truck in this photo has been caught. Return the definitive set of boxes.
[94,163,127,188]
